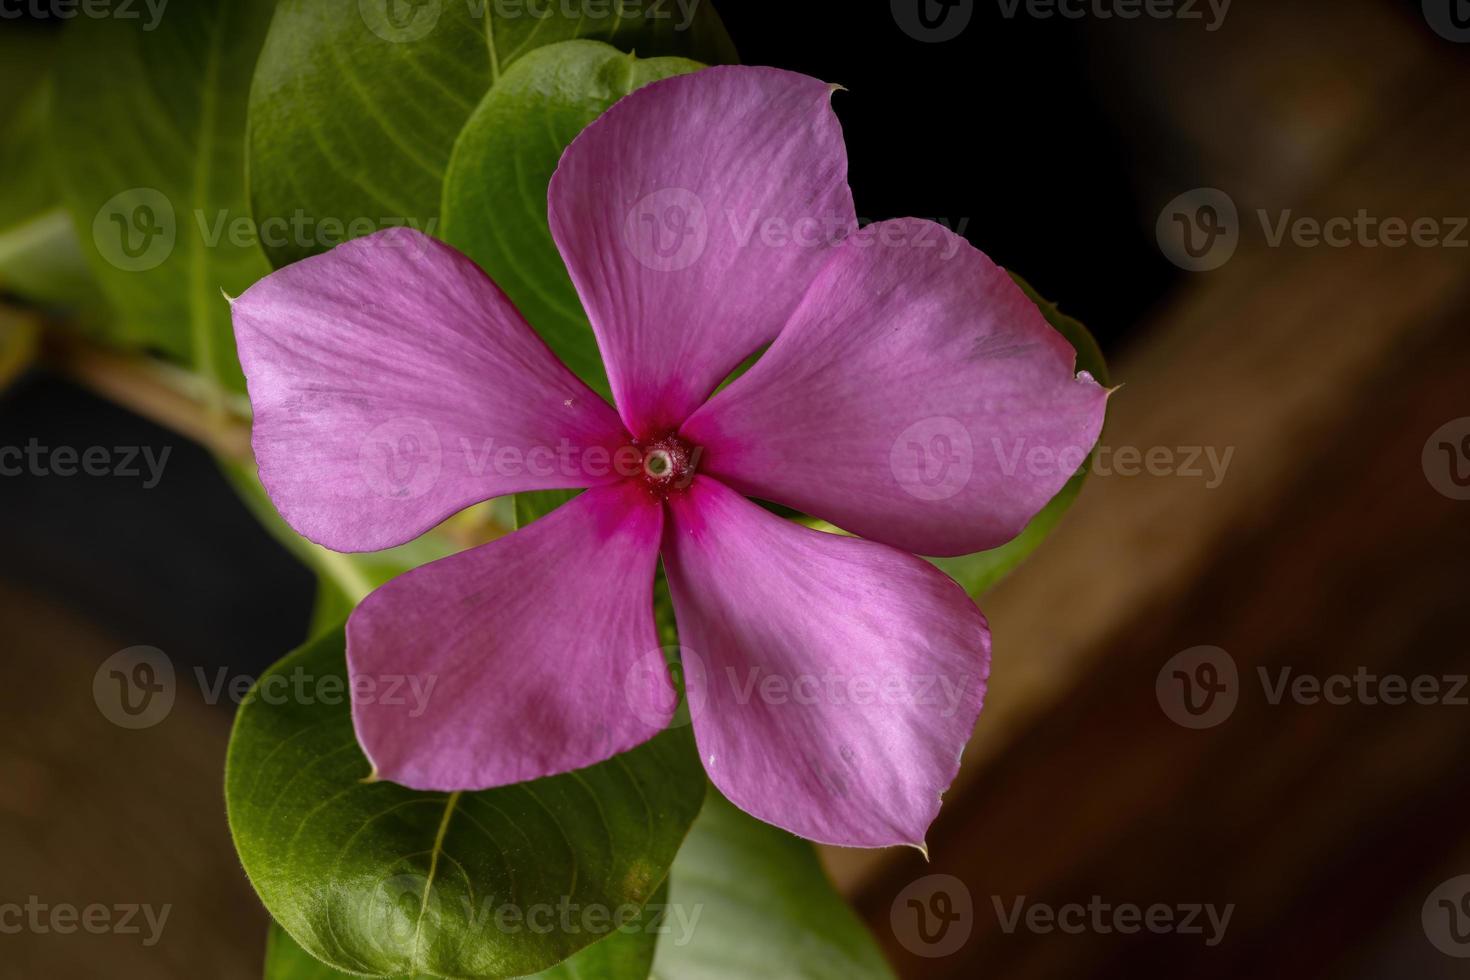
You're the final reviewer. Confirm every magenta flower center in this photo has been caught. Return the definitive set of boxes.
[634,432,699,498]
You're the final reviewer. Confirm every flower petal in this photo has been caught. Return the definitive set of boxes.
[662,477,988,848]
[232,228,629,553]
[680,219,1109,557]
[347,481,670,791]
[548,66,856,437]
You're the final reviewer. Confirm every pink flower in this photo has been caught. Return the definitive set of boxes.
[229,66,1107,848]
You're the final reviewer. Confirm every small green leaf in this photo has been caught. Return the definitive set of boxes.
[48,0,277,393]
[653,791,896,979]
[263,880,670,979]
[929,273,1110,595]
[442,41,702,394]
[249,0,737,270]
[226,626,706,979]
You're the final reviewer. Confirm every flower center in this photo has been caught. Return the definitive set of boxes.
[634,432,699,498]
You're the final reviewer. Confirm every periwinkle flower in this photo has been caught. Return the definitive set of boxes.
[230,66,1107,848]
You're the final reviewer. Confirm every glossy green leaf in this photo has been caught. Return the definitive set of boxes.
[652,790,896,980]
[929,273,1110,595]
[48,0,277,394]
[226,626,706,979]
[249,0,737,270]
[0,31,103,316]
[263,880,670,979]
[442,41,701,393]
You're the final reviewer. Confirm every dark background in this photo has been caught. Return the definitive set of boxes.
[5,1,1470,977]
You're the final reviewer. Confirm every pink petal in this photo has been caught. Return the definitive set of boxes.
[232,228,629,553]
[548,66,856,438]
[662,477,988,848]
[681,219,1109,557]
[347,481,670,791]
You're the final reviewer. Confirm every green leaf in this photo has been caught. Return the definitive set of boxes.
[929,274,1110,595]
[652,791,896,980]
[514,487,582,528]
[0,31,104,316]
[263,880,670,979]
[442,41,702,393]
[249,0,737,270]
[226,626,706,979]
[48,0,277,394]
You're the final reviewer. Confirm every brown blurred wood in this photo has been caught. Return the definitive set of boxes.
[824,0,1470,901]
[819,1,1470,976]
[0,582,268,978]
[861,299,1470,978]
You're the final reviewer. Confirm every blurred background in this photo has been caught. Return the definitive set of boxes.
[3,0,1469,977]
